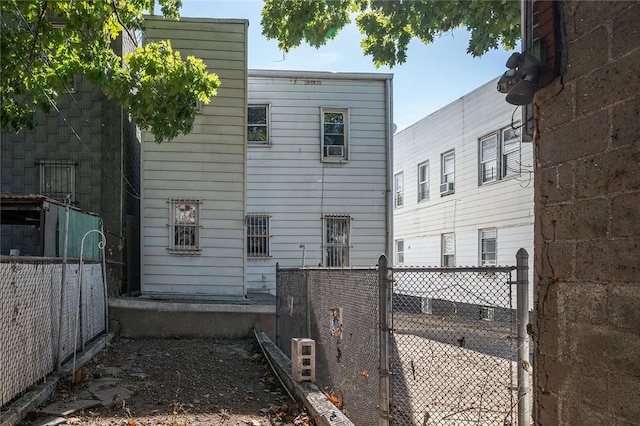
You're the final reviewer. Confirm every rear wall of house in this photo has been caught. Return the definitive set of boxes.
[140,18,247,297]
[533,1,640,424]
[246,72,392,293]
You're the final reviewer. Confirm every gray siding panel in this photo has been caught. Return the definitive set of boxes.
[140,17,248,297]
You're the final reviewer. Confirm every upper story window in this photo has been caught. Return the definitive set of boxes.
[395,239,405,264]
[321,108,348,161]
[39,160,76,204]
[394,172,404,208]
[417,161,429,202]
[479,125,521,185]
[246,213,270,258]
[248,105,270,145]
[441,232,455,267]
[440,150,455,196]
[324,215,350,267]
[168,198,201,254]
[479,228,497,266]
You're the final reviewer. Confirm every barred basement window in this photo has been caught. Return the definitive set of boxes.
[39,160,76,203]
[168,198,201,254]
[324,215,351,267]
[246,213,270,258]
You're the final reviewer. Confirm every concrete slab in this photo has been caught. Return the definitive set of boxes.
[40,399,101,416]
[91,386,134,406]
[87,377,122,392]
[30,416,67,426]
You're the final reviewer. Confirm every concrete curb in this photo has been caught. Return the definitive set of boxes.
[0,333,114,426]
[254,330,354,426]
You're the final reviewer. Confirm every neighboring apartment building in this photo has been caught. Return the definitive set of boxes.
[246,70,393,293]
[393,77,534,287]
[0,36,140,295]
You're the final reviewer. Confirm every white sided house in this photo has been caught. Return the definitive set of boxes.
[246,70,394,293]
[140,17,248,298]
[393,77,534,307]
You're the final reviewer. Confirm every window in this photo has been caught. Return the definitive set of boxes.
[502,126,521,178]
[480,228,497,266]
[168,199,201,253]
[479,125,521,185]
[324,215,350,267]
[246,214,270,258]
[394,172,404,208]
[395,240,404,264]
[321,108,348,161]
[248,105,269,144]
[480,306,495,321]
[480,134,498,183]
[417,161,429,202]
[39,160,76,203]
[440,150,455,195]
[441,233,455,267]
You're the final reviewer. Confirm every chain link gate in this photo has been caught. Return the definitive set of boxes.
[388,266,517,425]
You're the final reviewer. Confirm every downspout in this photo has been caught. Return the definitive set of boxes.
[385,77,394,261]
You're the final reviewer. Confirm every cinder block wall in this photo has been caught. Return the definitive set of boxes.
[533,1,640,424]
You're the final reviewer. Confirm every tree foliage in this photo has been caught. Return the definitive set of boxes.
[261,0,521,68]
[1,0,220,142]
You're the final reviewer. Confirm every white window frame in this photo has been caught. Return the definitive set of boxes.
[323,215,351,267]
[478,124,521,185]
[481,306,496,321]
[417,160,429,202]
[440,150,455,196]
[479,228,497,266]
[39,160,76,203]
[246,213,271,258]
[321,107,348,162]
[441,232,455,267]
[395,239,404,264]
[248,104,270,145]
[168,198,202,254]
[394,171,404,208]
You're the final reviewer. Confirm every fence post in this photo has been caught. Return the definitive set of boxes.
[56,205,70,371]
[378,254,390,426]
[516,248,530,425]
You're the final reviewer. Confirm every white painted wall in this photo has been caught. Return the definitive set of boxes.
[246,71,393,293]
[393,77,534,306]
[140,18,248,297]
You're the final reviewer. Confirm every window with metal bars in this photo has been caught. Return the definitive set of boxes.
[39,160,76,203]
[478,124,521,185]
[246,214,270,258]
[168,198,201,254]
[324,215,351,267]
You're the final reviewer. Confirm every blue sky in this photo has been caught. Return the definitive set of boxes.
[178,0,517,132]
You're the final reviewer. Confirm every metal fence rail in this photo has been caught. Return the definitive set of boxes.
[388,266,517,425]
[0,258,106,407]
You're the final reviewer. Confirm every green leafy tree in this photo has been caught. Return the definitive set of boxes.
[261,0,520,68]
[1,0,220,142]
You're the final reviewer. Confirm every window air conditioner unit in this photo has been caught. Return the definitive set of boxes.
[325,145,344,157]
[440,182,455,195]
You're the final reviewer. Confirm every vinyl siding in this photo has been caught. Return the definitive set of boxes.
[246,72,392,292]
[393,77,534,306]
[140,18,248,297]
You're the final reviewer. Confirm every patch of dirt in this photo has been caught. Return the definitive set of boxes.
[19,337,311,426]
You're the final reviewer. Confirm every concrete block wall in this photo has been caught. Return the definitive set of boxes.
[533,1,640,424]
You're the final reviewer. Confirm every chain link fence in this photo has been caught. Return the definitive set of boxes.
[389,266,517,425]
[276,266,380,426]
[276,256,527,426]
[0,258,106,407]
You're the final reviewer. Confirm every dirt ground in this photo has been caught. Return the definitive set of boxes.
[19,337,311,426]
